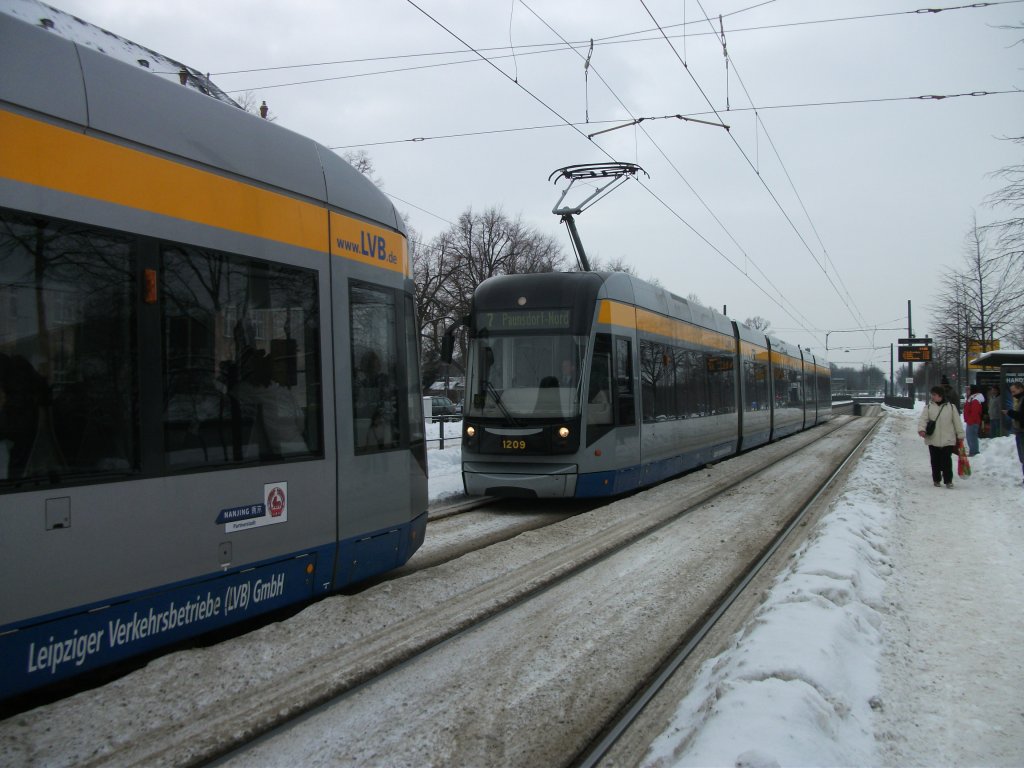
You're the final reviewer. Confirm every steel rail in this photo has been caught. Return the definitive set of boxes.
[573,412,884,768]
[202,417,863,767]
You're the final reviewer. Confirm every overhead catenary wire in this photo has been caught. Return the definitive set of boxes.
[328,90,1021,149]
[517,0,826,342]
[641,0,872,339]
[341,1,1015,349]
[195,1,1021,88]
[692,0,873,338]
[401,0,814,331]
[385,192,455,227]
[518,0,831,342]
[402,0,627,273]
[190,0,775,79]
[396,1,1016,347]
[402,0,604,152]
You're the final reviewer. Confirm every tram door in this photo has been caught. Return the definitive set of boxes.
[336,276,426,584]
[613,334,641,484]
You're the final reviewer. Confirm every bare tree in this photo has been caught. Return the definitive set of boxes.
[744,316,771,333]
[436,207,565,324]
[590,255,637,275]
[930,215,1024,383]
[984,136,1024,269]
[413,232,460,386]
[413,206,568,383]
[342,150,383,188]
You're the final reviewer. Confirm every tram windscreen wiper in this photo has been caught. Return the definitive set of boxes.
[482,345,521,426]
[483,382,524,430]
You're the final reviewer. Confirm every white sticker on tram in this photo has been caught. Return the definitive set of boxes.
[216,482,289,533]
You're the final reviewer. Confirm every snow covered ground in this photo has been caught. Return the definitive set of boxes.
[4,410,1021,766]
[429,408,1024,766]
[636,406,1024,767]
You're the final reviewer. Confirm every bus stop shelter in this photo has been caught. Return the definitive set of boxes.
[968,349,1024,395]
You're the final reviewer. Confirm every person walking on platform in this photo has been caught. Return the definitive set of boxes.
[963,385,985,456]
[988,385,1004,438]
[918,385,965,488]
[1004,381,1024,485]
[940,375,962,413]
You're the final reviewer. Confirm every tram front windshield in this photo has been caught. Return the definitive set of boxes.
[466,334,587,420]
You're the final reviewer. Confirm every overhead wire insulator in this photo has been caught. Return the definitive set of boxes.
[584,38,593,123]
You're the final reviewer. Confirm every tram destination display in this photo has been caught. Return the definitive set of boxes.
[477,308,572,332]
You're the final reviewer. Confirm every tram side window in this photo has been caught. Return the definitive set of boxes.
[350,282,400,454]
[405,295,424,443]
[744,358,769,411]
[614,336,635,426]
[774,363,803,409]
[681,350,706,417]
[640,340,676,422]
[705,352,736,414]
[161,245,321,468]
[587,334,613,428]
[773,365,789,408]
[788,367,804,407]
[639,340,658,422]
[0,209,136,488]
[671,349,690,417]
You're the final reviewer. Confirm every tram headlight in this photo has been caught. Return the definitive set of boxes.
[558,426,570,439]
[466,425,476,437]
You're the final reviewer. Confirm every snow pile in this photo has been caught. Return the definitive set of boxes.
[645,405,1024,767]
[426,421,466,503]
[644,415,901,767]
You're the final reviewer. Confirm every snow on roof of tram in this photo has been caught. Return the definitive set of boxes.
[0,3,405,233]
[0,0,237,106]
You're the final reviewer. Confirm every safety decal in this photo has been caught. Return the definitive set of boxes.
[215,482,288,532]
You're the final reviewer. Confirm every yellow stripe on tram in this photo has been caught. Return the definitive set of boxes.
[598,300,733,351]
[1,109,408,275]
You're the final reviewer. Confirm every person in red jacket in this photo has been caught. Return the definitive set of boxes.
[963,384,985,456]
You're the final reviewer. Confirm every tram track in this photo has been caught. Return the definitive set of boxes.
[347,497,583,589]
[3,414,876,768]
[575,409,884,767]
[203,413,880,767]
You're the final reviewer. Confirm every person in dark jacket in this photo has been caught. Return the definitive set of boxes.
[987,385,1004,438]
[940,375,961,413]
[1004,381,1024,485]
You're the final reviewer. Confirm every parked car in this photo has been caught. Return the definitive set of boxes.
[429,395,457,421]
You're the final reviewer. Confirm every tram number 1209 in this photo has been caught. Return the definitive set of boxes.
[501,439,527,450]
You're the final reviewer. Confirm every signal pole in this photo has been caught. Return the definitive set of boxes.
[907,299,914,401]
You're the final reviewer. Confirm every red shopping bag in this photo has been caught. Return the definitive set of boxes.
[957,445,972,477]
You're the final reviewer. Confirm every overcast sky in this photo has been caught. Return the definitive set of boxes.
[12,0,1024,367]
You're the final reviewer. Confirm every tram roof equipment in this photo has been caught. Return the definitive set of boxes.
[548,162,647,273]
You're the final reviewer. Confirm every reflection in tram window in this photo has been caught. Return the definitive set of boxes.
[349,281,400,453]
[640,337,736,421]
[161,245,321,467]
[0,209,135,486]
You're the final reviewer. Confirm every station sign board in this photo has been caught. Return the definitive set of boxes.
[967,338,1000,370]
[968,338,1000,356]
[897,336,933,363]
[898,346,932,362]
[1004,364,1024,390]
